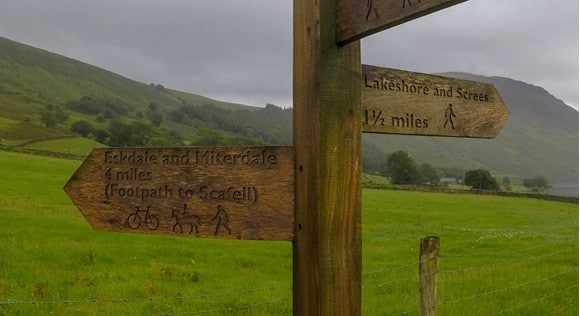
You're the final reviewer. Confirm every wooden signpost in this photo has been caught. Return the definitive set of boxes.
[64,0,509,314]
[362,65,509,138]
[336,0,469,45]
[294,0,362,314]
[64,147,294,241]
[293,0,502,314]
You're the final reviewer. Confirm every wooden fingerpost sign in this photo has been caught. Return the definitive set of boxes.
[64,147,294,241]
[336,0,469,45]
[362,65,509,138]
[294,0,362,314]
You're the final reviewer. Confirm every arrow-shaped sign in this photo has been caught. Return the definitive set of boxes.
[336,0,469,45]
[64,146,294,241]
[362,65,509,138]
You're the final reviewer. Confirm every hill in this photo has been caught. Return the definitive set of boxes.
[0,35,577,186]
[0,35,291,147]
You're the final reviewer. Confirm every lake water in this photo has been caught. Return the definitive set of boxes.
[549,183,579,197]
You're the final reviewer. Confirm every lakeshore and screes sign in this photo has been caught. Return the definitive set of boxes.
[362,65,509,138]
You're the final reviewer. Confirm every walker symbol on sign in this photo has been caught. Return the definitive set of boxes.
[444,104,456,129]
[366,0,379,21]
[402,0,421,9]
[212,205,231,235]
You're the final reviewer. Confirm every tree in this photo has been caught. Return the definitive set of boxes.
[169,109,186,123]
[40,110,59,128]
[148,111,164,127]
[464,169,499,190]
[54,107,69,123]
[40,105,68,128]
[417,163,441,186]
[385,150,417,185]
[94,129,109,144]
[502,176,512,192]
[522,176,550,192]
[103,108,114,119]
[107,120,155,147]
[70,120,94,137]
[191,128,226,146]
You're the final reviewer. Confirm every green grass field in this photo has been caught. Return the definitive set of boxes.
[24,137,104,155]
[0,149,577,315]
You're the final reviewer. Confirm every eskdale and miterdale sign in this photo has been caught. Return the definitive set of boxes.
[64,147,294,241]
[362,64,509,138]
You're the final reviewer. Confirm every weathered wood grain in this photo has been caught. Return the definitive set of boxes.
[362,65,509,138]
[336,0,469,45]
[419,236,440,316]
[294,0,362,314]
[64,147,294,241]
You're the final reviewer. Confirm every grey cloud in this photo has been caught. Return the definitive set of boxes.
[0,0,576,109]
[363,0,578,108]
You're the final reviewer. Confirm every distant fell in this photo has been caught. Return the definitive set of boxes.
[444,72,577,130]
[0,35,577,185]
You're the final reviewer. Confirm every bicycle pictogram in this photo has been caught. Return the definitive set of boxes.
[127,206,160,230]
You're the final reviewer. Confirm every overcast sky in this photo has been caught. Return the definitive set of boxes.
[0,0,577,109]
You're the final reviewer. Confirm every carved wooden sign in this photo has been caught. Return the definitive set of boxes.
[362,64,509,138]
[64,147,294,241]
[336,0,469,45]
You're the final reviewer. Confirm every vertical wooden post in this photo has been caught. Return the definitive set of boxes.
[419,236,440,316]
[293,0,362,314]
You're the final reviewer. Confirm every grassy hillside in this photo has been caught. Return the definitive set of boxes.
[0,34,577,186]
[0,150,577,315]
[24,137,104,155]
[0,36,175,119]
[0,35,291,148]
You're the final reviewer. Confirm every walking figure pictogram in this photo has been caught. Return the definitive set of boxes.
[444,103,456,129]
[402,0,420,9]
[366,0,379,21]
[212,205,231,235]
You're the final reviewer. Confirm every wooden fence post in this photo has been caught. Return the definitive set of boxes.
[419,236,440,316]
